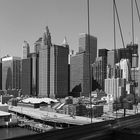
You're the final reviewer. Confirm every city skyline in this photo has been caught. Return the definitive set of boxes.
[0,0,140,57]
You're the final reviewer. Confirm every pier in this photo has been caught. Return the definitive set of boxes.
[9,106,103,127]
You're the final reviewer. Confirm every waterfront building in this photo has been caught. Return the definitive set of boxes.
[70,34,97,97]
[2,56,21,90]
[22,41,30,59]
[50,39,69,98]
[39,26,52,97]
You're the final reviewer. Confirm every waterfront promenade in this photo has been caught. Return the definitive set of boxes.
[9,106,103,125]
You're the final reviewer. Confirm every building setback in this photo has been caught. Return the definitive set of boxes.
[2,56,21,90]
[50,43,69,98]
[70,34,97,97]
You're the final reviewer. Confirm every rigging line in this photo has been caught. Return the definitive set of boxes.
[87,0,92,124]
[131,0,134,44]
[113,0,118,118]
[135,0,140,23]
[114,0,125,49]
[114,0,132,82]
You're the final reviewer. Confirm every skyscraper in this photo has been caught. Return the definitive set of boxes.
[50,40,69,98]
[2,56,21,90]
[39,26,52,97]
[70,34,97,97]
[22,41,30,59]
[21,58,32,96]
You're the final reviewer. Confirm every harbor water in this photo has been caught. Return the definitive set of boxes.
[0,127,37,140]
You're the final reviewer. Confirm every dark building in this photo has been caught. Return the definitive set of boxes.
[29,53,39,96]
[50,41,69,98]
[39,26,52,97]
[70,34,97,97]
[21,58,32,96]
[2,56,21,90]
[92,57,104,90]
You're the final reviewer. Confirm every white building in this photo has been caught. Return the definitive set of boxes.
[105,78,126,101]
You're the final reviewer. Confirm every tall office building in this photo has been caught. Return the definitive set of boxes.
[22,41,30,59]
[2,56,21,90]
[50,40,69,98]
[34,37,42,54]
[105,78,126,101]
[39,26,52,97]
[70,34,97,97]
[92,57,104,90]
[21,58,32,96]
[30,53,39,96]
[92,49,108,90]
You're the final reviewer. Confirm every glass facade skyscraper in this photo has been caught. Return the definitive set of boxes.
[2,56,21,90]
[70,34,97,97]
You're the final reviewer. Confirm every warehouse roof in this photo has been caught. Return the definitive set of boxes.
[22,97,58,104]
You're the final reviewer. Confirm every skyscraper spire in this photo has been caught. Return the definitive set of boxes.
[62,36,69,49]
[62,36,68,45]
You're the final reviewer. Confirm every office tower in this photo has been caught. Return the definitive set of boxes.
[70,34,97,97]
[105,78,126,101]
[127,44,139,68]
[50,40,69,98]
[2,56,21,90]
[30,53,39,96]
[107,50,115,68]
[92,57,104,90]
[21,58,32,96]
[39,26,52,97]
[119,59,130,81]
[22,41,30,59]
[34,37,42,54]
[92,49,108,90]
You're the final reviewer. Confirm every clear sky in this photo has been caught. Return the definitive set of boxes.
[0,0,140,57]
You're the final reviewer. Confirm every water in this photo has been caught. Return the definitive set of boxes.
[0,127,37,140]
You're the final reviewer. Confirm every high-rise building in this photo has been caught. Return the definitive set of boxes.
[22,41,30,59]
[70,34,97,97]
[92,49,108,90]
[34,37,42,54]
[39,26,52,97]
[30,53,39,96]
[21,58,32,96]
[92,57,104,90]
[2,56,21,90]
[105,78,126,101]
[107,50,115,68]
[50,40,69,98]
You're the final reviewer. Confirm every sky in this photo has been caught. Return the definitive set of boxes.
[0,0,140,58]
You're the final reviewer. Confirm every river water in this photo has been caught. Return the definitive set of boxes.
[0,127,37,140]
